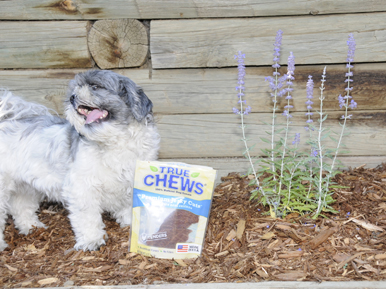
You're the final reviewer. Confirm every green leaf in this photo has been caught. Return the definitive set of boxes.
[320,114,328,122]
[260,137,271,144]
[150,166,158,172]
[191,172,200,178]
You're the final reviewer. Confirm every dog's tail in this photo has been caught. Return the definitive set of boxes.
[0,89,53,121]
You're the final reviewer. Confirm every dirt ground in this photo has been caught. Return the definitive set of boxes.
[1,164,386,287]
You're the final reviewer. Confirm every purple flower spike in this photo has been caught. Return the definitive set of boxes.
[244,106,252,115]
[282,52,296,121]
[338,95,345,109]
[305,75,314,125]
[234,51,251,115]
[235,51,246,94]
[265,30,287,99]
[287,52,295,81]
[346,33,356,63]
[306,76,314,101]
[273,30,283,66]
[282,110,292,118]
[342,34,358,113]
[349,99,357,109]
[292,133,300,145]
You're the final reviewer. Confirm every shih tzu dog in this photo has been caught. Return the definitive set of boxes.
[0,70,160,251]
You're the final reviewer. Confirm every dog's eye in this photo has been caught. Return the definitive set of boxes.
[70,94,76,105]
[91,85,99,90]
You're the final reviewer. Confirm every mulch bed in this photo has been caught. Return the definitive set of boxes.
[1,164,386,287]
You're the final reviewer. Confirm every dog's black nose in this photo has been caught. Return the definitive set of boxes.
[70,94,76,106]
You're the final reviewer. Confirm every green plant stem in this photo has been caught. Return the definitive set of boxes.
[323,61,352,200]
[238,89,266,199]
[270,67,279,183]
[285,157,303,209]
[278,81,292,200]
[315,67,327,218]
[307,117,313,199]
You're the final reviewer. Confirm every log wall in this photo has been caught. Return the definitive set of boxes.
[1,1,386,181]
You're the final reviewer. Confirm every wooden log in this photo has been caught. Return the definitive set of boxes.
[156,111,386,158]
[1,0,386,20]
[88,19,148,69]
[151,13,386,68]
[0,22,92,69]
[0,63,384,114]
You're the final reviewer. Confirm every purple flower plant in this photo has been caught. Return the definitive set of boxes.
[233,51,251,115]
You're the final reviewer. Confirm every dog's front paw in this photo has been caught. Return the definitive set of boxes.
[17,220,47,235]
[0,240,8,251]
[74,231,108,251]
[115,209,132,228]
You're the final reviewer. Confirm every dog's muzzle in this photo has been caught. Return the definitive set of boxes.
[71,94,109,125]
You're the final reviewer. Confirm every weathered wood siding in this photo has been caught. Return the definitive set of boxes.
[1,0,386,179]
[0,22,91,69]
[1,0,386,19]
[150,13,386,68]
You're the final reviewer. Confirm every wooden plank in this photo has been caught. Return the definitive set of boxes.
[161,157,386,184]
[0,70,80,113]
[151,13,386,69]
[0,0,140,20]
[156,111,386,158]
[1,0,386,20]
[0,22,92,69]
[0,63,384,114]
[125,64,386,114]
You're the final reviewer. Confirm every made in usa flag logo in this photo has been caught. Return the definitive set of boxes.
[177,244,188,253]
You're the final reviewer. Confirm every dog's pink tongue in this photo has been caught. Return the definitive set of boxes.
[85,109,107,124]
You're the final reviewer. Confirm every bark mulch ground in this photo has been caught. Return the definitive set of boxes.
[2,164,386,287]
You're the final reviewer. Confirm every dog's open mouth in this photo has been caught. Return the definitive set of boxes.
[77,105,109,125]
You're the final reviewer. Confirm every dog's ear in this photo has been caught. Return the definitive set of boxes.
[118,77,153,122]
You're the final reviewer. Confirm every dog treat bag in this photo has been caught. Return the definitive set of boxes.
[130,161,217,259]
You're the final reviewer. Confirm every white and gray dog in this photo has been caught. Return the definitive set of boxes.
[0,70,160,251]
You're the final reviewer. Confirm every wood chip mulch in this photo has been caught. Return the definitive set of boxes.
[2,164,386,287]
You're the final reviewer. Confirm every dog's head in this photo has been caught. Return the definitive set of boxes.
[65,70,153,138]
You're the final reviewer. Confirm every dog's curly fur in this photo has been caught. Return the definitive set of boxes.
[0,70,160,251]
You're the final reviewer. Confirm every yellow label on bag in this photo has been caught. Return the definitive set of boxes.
[130,161,217,259]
